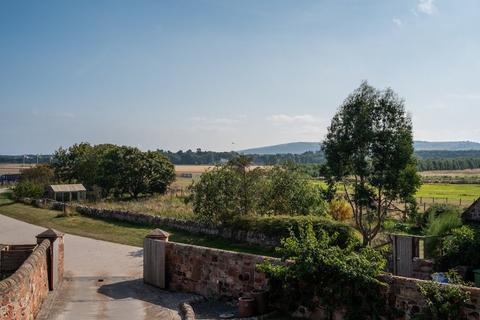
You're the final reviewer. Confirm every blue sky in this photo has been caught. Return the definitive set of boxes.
[1,0,479,154]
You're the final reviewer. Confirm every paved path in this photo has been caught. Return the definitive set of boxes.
[0,213,198,320]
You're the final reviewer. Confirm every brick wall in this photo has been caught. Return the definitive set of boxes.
[0,240,50,320]
[0,245,36,279]
[164,241,279,298]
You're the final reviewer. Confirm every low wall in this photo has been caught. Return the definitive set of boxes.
[385,275,480,319]
[164,241,278,298]
[0,240,50,320]
[160,240,480,319]
[20,198,279,247]
[0,245,36,279]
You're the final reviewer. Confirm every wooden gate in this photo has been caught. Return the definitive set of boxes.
[393,235,413,277]
[143,238,166,288]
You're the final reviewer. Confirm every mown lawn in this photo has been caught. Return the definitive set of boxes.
[0,201,275,257]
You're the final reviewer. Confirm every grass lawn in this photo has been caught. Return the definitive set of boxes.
[0,200,275,257]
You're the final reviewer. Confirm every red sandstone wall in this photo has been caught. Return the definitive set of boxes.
[164,241,278,298]
[0,240,50,320]
[385,275,480,320]
[164,241,480,319]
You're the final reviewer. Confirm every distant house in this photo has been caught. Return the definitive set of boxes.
[462,197,480,223]
[47,184,86,202]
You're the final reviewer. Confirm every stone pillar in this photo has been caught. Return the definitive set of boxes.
[144,229,169,288]
[36,229,64,290]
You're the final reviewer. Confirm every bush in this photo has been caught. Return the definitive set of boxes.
[437,225,480,269]
[328,199,353,221]
[417,280,470,320]
[14,180,44,198]
[257,164,326,216]
[228,214,360,249]
[188,158,327,224]
[423,204,462,225]
[257,223,387,318]
[424,205,462,254]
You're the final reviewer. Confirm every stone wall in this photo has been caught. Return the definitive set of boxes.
[164,241,279,298]
[411,258,434,281]
[384,275,480,320]
[160,240,480,319]
[19,198,279,247]
[0,240,50,320]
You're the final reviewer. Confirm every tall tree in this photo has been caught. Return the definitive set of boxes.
[323,81,421,246]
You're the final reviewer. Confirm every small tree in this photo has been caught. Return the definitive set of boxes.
[323,81,421,246]
[258,162,326,216]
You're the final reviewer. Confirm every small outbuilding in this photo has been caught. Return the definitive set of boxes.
[48,184,86,202]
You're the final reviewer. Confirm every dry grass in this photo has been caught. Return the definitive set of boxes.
[0,164,35,174]
[89,194,195,220]
[420,169,480,177]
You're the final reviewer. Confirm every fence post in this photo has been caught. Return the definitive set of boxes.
[433,197,435,204]
[460,198,462,206]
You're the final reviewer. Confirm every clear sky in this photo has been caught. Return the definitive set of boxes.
[1,0,479,154]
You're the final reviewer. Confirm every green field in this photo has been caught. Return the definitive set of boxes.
[416,183,480,202]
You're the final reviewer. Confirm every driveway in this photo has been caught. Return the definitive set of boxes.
[0,214,198,320]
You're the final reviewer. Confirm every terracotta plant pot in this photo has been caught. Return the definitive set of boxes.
[238,296,256,318]
[251,289,268,315]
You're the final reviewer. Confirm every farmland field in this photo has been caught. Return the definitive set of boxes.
[0,163,35,174]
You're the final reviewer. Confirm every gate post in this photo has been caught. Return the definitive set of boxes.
[143,229,169,288]
[36,228,64,290]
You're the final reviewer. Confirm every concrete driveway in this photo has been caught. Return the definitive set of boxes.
[0,213,198,320]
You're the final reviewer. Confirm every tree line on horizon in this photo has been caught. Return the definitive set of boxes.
[5,148,480,172]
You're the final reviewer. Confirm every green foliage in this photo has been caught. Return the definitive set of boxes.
[52,143,175,199]
[257,163,326,216]
[436,225,480,269]
[323,81,421,246]
[229,215,360,248]
[20,164,54,188]
[188,158,327,223]
[416,280,470,320]
[187,163,250,224]
[14,180,44,198]
[424,205,462,254]
[14,164,55,198]
[257,223,387,319]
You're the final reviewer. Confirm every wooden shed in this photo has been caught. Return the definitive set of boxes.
[48,184,86,202]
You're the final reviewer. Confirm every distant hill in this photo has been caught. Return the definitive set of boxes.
[240,141,480,155]
[413,141,480,151]
[240,142,321,155]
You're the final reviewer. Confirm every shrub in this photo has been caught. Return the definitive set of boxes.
[257,164,326,216]
[188,158,327,224]
[424,204,462,225]
[328,199,353,221]
[228,214,360,249]
[424,205,462,254]
[437,225,480,269]
[257,223,387,318]
[14,180,44,198]
[417,280,470,320]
